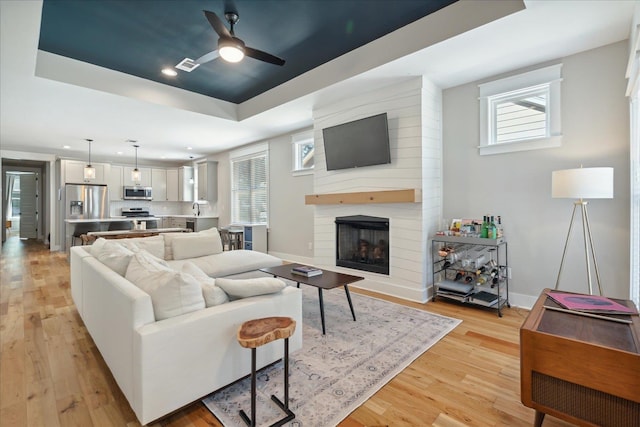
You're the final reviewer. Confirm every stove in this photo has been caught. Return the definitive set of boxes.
[122,207,153,218]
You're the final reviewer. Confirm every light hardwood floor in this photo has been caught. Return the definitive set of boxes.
[0,236,573,427]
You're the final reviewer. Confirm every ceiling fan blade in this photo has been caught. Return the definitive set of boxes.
[244,46,285,66]
[203,10,231,38]
[195,50,219,64]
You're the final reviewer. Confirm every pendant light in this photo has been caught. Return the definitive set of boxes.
[131,143,141,183]
[83,138,96,180]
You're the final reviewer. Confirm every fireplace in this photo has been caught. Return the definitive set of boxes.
[335,215,389,275]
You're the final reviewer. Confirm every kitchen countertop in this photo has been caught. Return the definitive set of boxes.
[65,217,140,223]
[152,214,219,219]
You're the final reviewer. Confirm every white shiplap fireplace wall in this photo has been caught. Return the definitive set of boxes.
[311,77,442,302]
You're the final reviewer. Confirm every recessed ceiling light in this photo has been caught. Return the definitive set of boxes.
[63,145,71,149]
[117,151,123,155]
[161,68,177,77]
[187,146,193,150]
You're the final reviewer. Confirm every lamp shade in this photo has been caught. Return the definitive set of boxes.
[552,167,614,199]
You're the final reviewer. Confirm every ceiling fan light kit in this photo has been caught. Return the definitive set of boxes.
[219,39,245,63]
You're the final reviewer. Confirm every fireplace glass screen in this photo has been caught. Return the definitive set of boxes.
[335,215,389,275]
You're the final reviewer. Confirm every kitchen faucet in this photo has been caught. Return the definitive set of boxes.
[192,202,200,216]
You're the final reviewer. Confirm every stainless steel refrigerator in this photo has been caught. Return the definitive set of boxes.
[62,184,110,252]
[64,184,110,219]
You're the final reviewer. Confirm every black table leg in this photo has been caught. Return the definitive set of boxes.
[318,288,326,335]
[344,285,356,321]
[239,347,257,426]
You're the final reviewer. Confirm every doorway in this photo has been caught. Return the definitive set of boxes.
[5,172,38,239]
[2,160,46,244]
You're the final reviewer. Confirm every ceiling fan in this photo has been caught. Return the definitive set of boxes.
[194,10,285,67]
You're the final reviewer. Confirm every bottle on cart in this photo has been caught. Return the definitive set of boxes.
[496,216,504,238]
[481,215,489,238]
[488,216,497,239]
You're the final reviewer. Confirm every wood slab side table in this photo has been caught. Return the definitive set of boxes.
[237,317,296,427]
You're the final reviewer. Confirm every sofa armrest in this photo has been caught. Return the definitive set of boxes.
[81,257,155,410]
[69,245,94,318]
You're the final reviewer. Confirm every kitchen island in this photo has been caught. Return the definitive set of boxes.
[86,227,190,241]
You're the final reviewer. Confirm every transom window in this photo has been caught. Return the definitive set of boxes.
[479,64,562,155]
[292,130,314,175]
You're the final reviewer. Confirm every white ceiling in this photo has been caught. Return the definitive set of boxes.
[0,0,635,166]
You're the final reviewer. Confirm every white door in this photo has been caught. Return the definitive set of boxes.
[19,173,38,239]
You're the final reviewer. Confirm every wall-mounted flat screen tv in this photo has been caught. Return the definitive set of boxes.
[322,113,391,171]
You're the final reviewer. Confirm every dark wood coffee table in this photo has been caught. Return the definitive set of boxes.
[260,263,364,335]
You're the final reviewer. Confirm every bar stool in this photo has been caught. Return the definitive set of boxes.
[229,229,243,250]
[72,222,100,246]
[237,317,296,427]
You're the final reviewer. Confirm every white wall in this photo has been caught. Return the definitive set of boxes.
[203,134,315,261]
[442,41,630,305]
[311,77,442,302]
[267,132,315,262]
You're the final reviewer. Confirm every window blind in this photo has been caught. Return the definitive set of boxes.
[231,152,268,224]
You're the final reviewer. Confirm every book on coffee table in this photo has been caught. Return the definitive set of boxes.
[291,265,323,277]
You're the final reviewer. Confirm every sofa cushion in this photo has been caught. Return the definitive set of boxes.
[118,235,165,259]
[166,250,282,278]
[172,232,223,260]
[181,262,229,307]
[215,277,286,299]
[91,238,135,276]
[125,251,205,320]
[163,228,223,260]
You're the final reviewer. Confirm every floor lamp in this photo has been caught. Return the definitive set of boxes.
[552,167,614,295]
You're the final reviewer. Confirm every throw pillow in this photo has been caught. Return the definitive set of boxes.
[215,277,286,299]
[181,262,229,307]
[125,251,205,320]
[91,238,135,276]
[171,232,223,260]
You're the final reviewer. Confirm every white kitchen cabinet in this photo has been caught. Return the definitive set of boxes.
[168,216,187,229]
[63,160,106,184]
[123,166,152,187]
[197,161,217,202]
[166,169,179,201]
[151,168,167,201]
[178,166,194,202]
[106,165,123,200]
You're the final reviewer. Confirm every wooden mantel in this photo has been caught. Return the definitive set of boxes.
[305,189,421,205]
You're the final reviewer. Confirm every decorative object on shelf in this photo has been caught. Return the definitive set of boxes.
[83,138,96,180]
[130,141,142,184]
[552,166,614,296]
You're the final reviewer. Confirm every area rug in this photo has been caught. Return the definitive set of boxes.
[202,284,461,426]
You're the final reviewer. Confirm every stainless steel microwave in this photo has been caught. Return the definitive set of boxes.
[123,186,152,200]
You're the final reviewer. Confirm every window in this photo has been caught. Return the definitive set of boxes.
[230,144,269,225]
[479,64,562,155]
[292,131,314,175]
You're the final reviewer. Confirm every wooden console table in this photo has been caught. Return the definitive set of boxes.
[520,289,640,426]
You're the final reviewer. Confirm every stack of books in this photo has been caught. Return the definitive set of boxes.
[291,265,323,277]
[470,290,499,307]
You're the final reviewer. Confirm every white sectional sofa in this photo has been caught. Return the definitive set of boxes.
[69,229,303,425]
